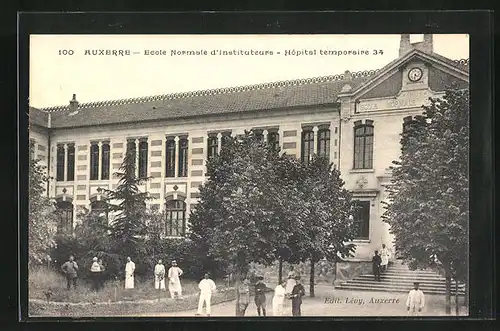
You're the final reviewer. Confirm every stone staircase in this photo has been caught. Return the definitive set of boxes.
[335,260,465,295]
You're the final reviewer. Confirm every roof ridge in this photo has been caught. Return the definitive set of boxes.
[37,69,380,113]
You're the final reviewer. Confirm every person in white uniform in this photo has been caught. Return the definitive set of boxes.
[125,257,135,289]
[168,260,183,299]
[406,282,425,316]
[380,244,391,272]
[272,280,287,316]
[196,273,217,316]
[154,259,166,290]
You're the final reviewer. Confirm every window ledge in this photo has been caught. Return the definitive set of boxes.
[349,169,375,174]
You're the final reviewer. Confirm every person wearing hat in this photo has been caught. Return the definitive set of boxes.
[125,257,136,289]
[290,275,305,316]
[196,273,217,316]
[168,260,184,299]
[90,257,102,291]
[254,276,271,316]
[406,282,425,316]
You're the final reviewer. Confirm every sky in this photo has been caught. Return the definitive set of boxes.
[29,34,469,108]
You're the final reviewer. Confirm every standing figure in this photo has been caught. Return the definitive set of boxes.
[125,257,136,289]
[61,255,78,290]
[372,251,382,282]
[380,244,391,272]
[90,257,102,291]
[237,276,251,316]
[154,259,166,290]
[284,266,297,314]
[290,276,306,316]
[254,276,270,316]
[406,282,425,316]
[272,280,287,316]
[196,273,217,316]
[168,260,184,299]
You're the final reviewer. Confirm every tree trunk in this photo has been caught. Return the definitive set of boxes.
[445,274,451,315]
[235,273,241,316]
[309,259,315,298]
[455,280,459,315]
[278,259,283,284]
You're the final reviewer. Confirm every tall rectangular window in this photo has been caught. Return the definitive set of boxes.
[354,200,370,239]
[353,120,374,169]
[90,143,99,180]
[126,140,137,174]
[301,129,314,163]
[178,137,188,177]
[165,200,186,237]
[101,142,110,180]
[317,128,330,159]
[165,138,175,177]
[56,145,65,181]
[67,144,75,181]
[139,140,148,178]
[207,135,218,160]
[268,131,280,150]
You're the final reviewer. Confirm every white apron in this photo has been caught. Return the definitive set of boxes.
[168,266,183,297]
[125,261,135,289]
[272,285,286,316]
[154,264,166,290]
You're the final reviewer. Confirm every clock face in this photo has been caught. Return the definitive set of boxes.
[408,67,423,82]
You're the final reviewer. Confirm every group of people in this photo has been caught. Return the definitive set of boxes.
[371,244,392,281]
[152,259,184,299]
[60,255,184,299]
[230,266,306,317]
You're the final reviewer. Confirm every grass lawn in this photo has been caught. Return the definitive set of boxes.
[28,266,234,317]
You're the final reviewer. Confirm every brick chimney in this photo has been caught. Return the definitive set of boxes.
[399,34,434,56]
[399,34,412,57]
[69,94,79,112]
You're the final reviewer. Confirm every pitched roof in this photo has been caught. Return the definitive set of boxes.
[30,54,469,129]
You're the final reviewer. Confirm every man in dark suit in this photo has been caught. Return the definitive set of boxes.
[372,250,382,282]
[290,275,305,316]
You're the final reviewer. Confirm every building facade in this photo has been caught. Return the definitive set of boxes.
[28,34,469,261]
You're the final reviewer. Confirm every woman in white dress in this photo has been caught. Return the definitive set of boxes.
[380,244,391,272]
[125,257,135,289]
[272,280,287,316]
[154,259,166,290]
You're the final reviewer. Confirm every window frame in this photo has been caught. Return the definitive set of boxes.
[178,137,189,177]
[207,135,218,160]
[56,144,65,181]
[101,142,110,180]
[56,200,74,233]
[353,120,374,169]
[66,144,75,181]
[353,200,370,239]
[268,131,280,150]
[165,138,176,177]
[317,128,331,159]
[90,143,100,180]
[138,140,148,178]
[165,200,186,237]
[301,129,315,163]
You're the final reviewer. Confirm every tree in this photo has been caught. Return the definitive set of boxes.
[104,146,152,264]
[189,131,287,315]
[28,141,58,266]
[382,87,469,315]
[292,155,357,297]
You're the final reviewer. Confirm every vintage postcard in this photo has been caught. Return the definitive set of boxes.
[27,33,470,318]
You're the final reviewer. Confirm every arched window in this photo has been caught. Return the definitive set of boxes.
[56,200,74,233]
[90,200,108,222]
[301,129,314,163]
[165,200,186,237]
[317,128,331,159]
[353,120,374,169]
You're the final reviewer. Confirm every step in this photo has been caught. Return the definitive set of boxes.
[336,284,464,296]
[336,283,465,295]
[383,270,441,275]
[350,278,465,288]
[358,274,459,282]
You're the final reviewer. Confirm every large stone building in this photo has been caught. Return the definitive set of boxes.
[29,34,469,261]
